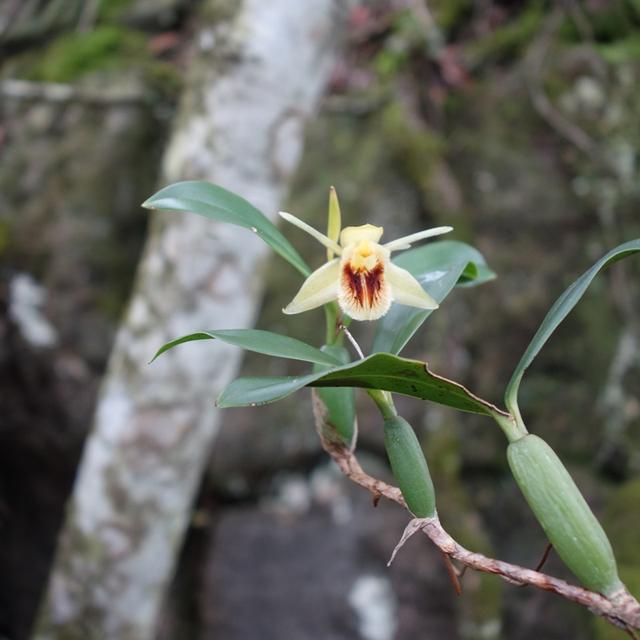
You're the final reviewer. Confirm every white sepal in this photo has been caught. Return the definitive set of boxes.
[387,262,439,310]
[282,259,340,314]
[279,211,342,255]
[384,226,453,252]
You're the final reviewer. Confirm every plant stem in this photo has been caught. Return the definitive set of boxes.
[491,410,528,443]
[311,394,640,634]
[342,326,364,359]
[324,303,337,345]
[367,389,397,420]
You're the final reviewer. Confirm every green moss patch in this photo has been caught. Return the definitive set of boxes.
[25,26,148,83]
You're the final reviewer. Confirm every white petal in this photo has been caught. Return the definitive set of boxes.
[384,226,453,252]
[279,211,342,255]
[387,262,439,310]
[283,259,340,314]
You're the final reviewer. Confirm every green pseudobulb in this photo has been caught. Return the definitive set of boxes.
[384,415,436,518]
[508,434,622,596]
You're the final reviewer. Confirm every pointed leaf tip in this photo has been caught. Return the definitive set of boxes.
[505,238,640,420]
[142,181,310,276]
[151,329,343,367]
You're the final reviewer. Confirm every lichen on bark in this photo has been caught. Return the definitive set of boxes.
[33,1,347,638]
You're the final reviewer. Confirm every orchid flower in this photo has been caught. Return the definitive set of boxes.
[279,205,452,321]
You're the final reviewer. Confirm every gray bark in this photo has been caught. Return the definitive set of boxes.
[33,1,345,638]
[0,0,83,43]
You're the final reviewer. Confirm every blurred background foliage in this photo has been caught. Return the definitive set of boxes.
[1,1,639,638]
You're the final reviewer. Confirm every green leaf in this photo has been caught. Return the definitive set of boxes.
[505,239,640,419]
[218,375,318,408]
[373,240,495,354]
[151,329,341,366]
[313,345,356,443]
[218,353,508,419]
[312,355,507,416]
[143,181,310,276]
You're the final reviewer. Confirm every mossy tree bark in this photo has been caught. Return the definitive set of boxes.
[32,1,347,638]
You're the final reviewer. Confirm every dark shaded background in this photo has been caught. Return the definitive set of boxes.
[1,1,639,638]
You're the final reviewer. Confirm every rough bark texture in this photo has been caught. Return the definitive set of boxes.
[33,1,345,638]
[0,49,169,640]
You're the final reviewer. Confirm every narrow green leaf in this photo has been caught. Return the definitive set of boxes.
[151,329,341,366]
[505,239,640,418]
[218,374,319,408]
[313,345,356,443]
[373,240,496,354]
[143,181,311,276]
[312,354,507,416]
[218,352,508,418]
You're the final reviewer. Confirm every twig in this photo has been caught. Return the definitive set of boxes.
[0,79,148,105]
[523,7,617,177]
[440,551,463,596]
[524,10,599,159]
[312,391,404,506]
[311,391,640,634]
[76,0,100,32]
[562,0,594,43]
[405,0,445,57]
[534,542,554,572]
[0,0,24,41]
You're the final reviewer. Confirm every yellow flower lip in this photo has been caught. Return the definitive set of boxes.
[278,209,452,321]
[339,224,383,247]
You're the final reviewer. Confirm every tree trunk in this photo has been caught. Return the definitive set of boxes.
[33,1,346,638]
